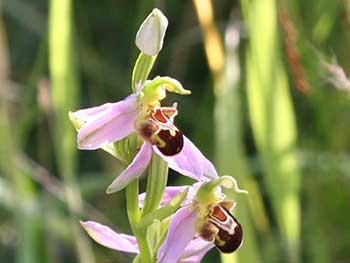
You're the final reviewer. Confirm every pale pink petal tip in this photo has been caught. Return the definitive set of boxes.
[75,96,138,150]
[157,207,197,263]
[80,220,139,254]
[107,142,152,193]
[155,136,218,181]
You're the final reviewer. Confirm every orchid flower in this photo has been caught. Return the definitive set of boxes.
[69,8,218,194]
[156,176,247,262]
[69,78,218,193]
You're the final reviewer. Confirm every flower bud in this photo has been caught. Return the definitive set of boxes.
[135,8,168,56]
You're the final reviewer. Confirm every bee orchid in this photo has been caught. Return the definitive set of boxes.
[156,177,247,262]
[69,78,218,193]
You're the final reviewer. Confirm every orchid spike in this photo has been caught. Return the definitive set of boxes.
[69,78,218,193]
[157,176,246,261]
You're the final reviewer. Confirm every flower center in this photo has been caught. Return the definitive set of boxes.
[136,106,184,156]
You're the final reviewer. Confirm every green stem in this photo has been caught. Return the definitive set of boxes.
[128,46,163,263]
[126,179,140,229]
[0,8,40,263]
[135,230,154,262]
[126,180,153,262]
[131,52,157,92]
[49,0,95,261]
[241,0,300,260]
[141,153,168,217]
[125,142,168,263]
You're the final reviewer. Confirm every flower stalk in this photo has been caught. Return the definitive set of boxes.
[131,53,157,92]
[126,177,154,263]
[141,153,169,216]
[49,0,95,262]
[125,9,170,262]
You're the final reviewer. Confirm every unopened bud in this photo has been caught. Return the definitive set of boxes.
[136,8,168,56]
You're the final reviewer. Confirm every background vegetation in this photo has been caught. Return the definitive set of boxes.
[1,0,349,262]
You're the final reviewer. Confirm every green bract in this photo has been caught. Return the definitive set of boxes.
[139,187,189,230]
[139,76,191,107]
[195,176,248,208]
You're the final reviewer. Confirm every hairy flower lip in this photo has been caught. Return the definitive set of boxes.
[136,105,185,156]
[156,129,184,156]
[209,205,243,254]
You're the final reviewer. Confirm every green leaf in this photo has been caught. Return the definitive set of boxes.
[140,153,168,216]
[146,220,161,256]
[138,187,189,230]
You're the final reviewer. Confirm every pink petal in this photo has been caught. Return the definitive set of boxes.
[138,186,189,208]
[72,103,114,121]
[107,142,152,193]
[157,207,197,263]
[80,221,139,254]
[72,94,137,121]
[74,95,138,149]
[155,136,218,181]
[179,237,214,263]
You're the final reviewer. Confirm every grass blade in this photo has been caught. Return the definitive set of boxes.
[49,0,95,261]
[240,0,301,260]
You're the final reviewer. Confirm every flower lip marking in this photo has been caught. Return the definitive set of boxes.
[153,108,168,123]
[208,204,243,253]
[156,129,184,156]
[137,106,184,156]
[152,107,183,156]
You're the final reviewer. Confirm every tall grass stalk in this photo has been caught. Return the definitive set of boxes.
[240,0,301,261]
[215,24,263,263]
[0,7,43,263]
[279,2,334,262]
[48,0,95,262]
[192,1,267,262]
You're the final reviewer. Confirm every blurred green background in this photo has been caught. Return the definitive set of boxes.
[1,0,350,262]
